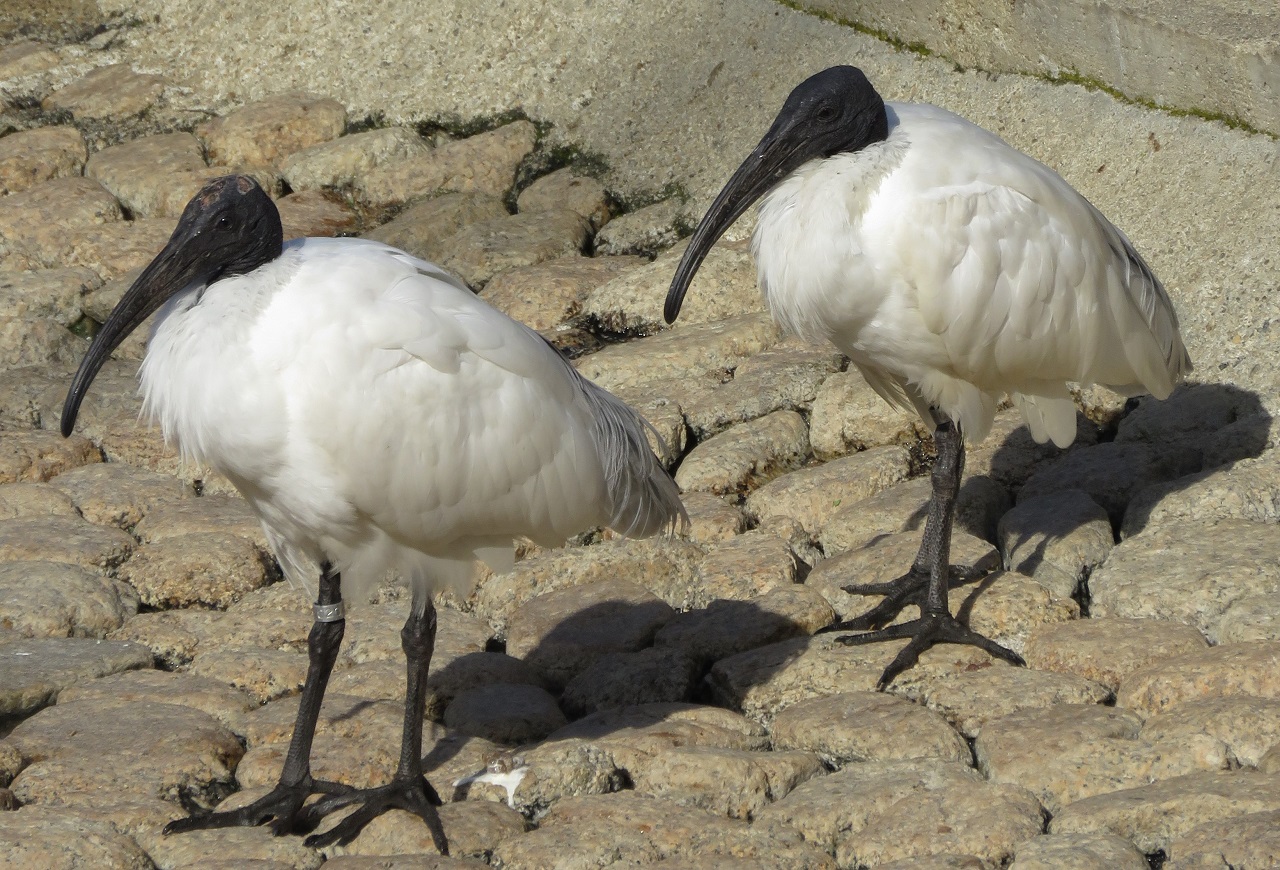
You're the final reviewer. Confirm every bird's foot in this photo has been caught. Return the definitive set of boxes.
[164,777,353,837]
[834,612,1025,689]
[819,566,930,633]
[300,773,448,854]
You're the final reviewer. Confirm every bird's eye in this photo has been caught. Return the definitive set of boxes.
[816,104,837,122]
[216,215,232,231]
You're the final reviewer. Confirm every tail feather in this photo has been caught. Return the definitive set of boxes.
[573,370,688,538]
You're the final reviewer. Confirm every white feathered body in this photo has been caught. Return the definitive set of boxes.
[753,102,1190,447]
[140,237,683,603]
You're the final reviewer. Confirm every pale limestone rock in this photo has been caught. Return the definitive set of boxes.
[517,167,610,228]
[1025,617,1209,692]
[675,409,810,496]
[977,703,1226,815]
[1091,519,1280,641]
[770,690,969,766]
[0,561,134,638]
[481,254,645,330]
[808,368,924,458]
[280,125,429,191]
[42,64,168,119]
[364,191,509,262]
[439,208,592,287]
[199,92,347,168]
[745,445,912,535]
[1050,770,1280,854]
[0,125,86,194]
[0,429,99,483]
[1117,641,1280,718]
[574,312,781,393]
[583,238,765,334]
[355,121,536,206]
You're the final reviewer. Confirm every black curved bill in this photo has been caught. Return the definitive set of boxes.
[61,247,199,437]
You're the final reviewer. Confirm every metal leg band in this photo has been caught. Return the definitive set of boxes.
[313,601,345,622]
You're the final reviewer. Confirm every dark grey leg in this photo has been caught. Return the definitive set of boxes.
[825,421,1024,687]
[299,598,449,854]
[166,563,350,836]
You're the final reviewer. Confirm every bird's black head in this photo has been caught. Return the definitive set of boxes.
[61,175,284,437]
[664,65,888,324]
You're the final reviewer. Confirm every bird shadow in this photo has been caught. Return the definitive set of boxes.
[388,382,1275,816]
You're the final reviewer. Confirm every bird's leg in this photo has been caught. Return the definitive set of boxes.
[166,564,350,836]
[822,417,964,632]
[830,422,1024,687]
[299,597,449,854]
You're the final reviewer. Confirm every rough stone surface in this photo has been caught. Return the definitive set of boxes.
[584,240,765,335]
[1051,770,1280,854]
[276,189,359,239]
[481,254,645,330]
[0,514,135,571]
[0,560,134,638]
[517,167,610,228]
[505,578,676,689]
[998,490,1114,593]
[280,125,429,191]
[1118,641,1280,718]
[491,791,833,869]
[1091,519,1280,641]
[439,208,592,288]
[593,198,690,257]
[771,690,969,766]
[363,191,510,262]
[0,125,86,194]
[48,461,192,528]
[42,63,168,119]
[561,646,700,717]
[745,445,913,535]
[675,409,810,496]
[808,368,925,458]
[758,758,1044,867]
[0,806,154,869]
[119,531,274,609]
[820,474,1011,557]
[691,529,798,606]
[84,132,208,217]
[1025,617,1210,692]
[654,585,834,666]
[1010,832,1149,870]
[198,91,347,168]
[355,121,537,207]
[443,682,568,744]
[1166,809,1280,870]
[977,703,1225,815]
[0,429,100,483]
[1018,441,1202,521]
[0,636,153,717]
[914,664,1112,739]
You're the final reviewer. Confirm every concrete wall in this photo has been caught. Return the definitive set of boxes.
[795,0,1280,134]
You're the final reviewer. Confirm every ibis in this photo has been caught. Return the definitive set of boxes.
[62,175,687,851]
[666,66,1190,687]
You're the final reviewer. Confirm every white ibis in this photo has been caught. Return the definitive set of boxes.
[666,66,1190,687]
[62,175,687,852]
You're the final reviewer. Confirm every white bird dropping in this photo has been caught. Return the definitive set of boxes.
[666,66,1190,687]
[63,174,686,853]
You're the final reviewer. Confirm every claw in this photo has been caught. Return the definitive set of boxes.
[303,774,448,854]
[834,612,1024,688]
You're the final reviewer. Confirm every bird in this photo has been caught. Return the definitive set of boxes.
[62,174,687,852]
[665,65,1190,688]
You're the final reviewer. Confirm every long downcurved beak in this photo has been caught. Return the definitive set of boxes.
[664,128,803,325]
[61,240,201,437]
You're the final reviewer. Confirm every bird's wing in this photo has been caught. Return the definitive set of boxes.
[906,165,1188,400]
[278,241,682,560]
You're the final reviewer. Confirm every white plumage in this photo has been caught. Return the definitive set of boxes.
[751,102,1189,447]
[666,66,1189,687]
[139,235,680,604]
[62,174,684,850]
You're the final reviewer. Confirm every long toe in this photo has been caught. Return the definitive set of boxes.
[164,780,321,837]
[834,612,1024,688]
[302,775,449,855]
